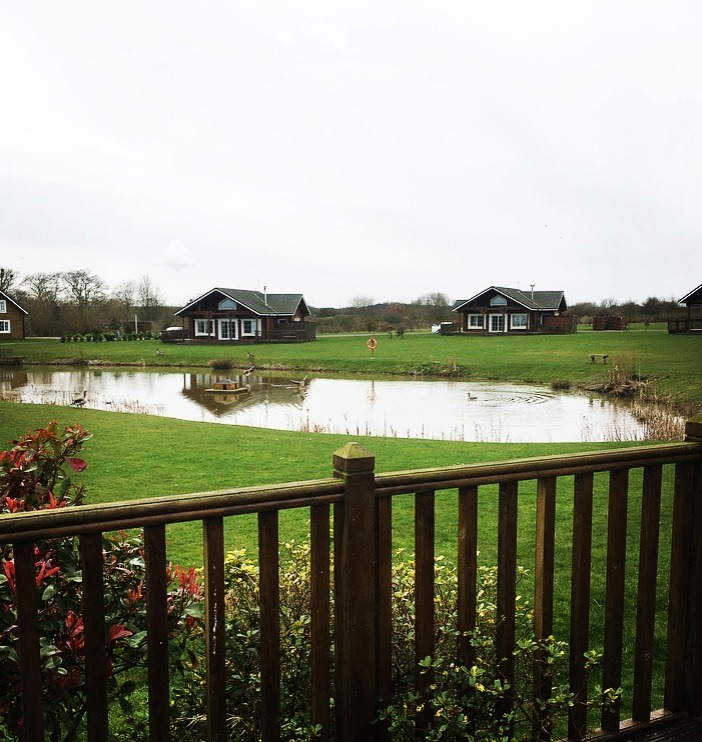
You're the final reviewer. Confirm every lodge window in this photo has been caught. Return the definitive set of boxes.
[467,314,484,328]
[0,300,6,313]
[0,320,10,333]
[490,295,507,306]
[194,319,215,336]
[241,319,257,336]
[510,313,528,330]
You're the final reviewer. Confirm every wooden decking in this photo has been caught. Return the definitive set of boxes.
[629,716,702,740]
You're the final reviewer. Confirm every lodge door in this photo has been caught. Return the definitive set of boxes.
[488,314,505,333]
[218,319,238,340]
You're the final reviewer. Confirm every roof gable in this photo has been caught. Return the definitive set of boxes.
[452,286,566,312]
[0,290,28,315]
[176,288,308,317]
[679,282,702,305]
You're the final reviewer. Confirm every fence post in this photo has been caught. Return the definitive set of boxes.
[683,416,702,716]
[333,442,379,742]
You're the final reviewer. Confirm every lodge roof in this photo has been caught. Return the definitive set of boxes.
[0,289,28,315]
[175,288,309,317]
[678,282,702,305]
[452,286,566,312]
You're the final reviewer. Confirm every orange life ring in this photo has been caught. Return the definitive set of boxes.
[366,337,377,351]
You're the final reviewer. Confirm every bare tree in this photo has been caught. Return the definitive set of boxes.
[112,280,138,319]
[136,275,165,321]
[415,292,452,324]
[22,272,62,304]
[349,296,375,309]
[62,270,107,308]
[416,292,450,307]
[0,267,19,294]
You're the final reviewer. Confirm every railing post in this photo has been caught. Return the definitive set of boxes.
[333,442,379,742]
[683,417,702,716]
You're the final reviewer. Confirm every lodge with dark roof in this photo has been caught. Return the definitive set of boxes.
[451,286,572,334]
[173,287,315,343]
[669,282,702,334]
[0,289,28,340]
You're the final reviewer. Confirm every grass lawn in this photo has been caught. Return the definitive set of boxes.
[0,401,650,565]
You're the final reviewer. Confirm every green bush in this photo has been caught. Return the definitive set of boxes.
[0,422,203,740]
[378,555,619,740]
[170,547,619,741]
[170,542,321,741]
[209,357,234,370]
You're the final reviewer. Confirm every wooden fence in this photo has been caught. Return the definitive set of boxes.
[1,420,702,740]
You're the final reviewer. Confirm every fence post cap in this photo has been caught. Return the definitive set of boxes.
[685,415,702,441]
[333,442,375,474]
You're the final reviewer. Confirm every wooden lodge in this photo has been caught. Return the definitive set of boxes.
[669,282,702,334]
[452,286,572,334]
[173,287,316,344]
[0,289,28,341]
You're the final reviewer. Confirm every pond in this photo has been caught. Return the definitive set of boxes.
[1,366,647,443]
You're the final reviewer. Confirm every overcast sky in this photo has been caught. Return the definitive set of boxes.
[2,1,700,309]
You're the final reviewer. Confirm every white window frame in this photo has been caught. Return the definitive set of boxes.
[467,314,484,329]
[194,319,215,337]
[241,319,258,337]
[0,320,10,333]
[510,313,528,330]
[489,314,505,332]
[218,319,237,340]
[0,300,6,313]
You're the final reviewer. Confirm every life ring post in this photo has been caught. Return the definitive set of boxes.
[366,335,378,358]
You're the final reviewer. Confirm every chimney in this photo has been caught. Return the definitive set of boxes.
[263,285,269,306]
[530,284,535,301]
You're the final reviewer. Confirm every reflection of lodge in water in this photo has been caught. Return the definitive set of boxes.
[179,372,308,417]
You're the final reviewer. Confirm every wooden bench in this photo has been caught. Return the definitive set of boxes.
[590,353,609,364]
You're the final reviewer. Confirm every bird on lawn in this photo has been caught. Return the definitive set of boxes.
[156,349,164,355]
[72,391,87,406]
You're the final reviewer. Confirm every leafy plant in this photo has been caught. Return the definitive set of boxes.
[170,542,323,741]
[378,555,620,740]
[0,421,203,741]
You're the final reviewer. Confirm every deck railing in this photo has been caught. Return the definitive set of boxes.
[1,420,701,741]
[667,318,702,333]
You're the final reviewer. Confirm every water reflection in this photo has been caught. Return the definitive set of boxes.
[1,367,647,443]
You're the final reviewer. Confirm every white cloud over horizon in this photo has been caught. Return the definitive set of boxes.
[1,1,700,308]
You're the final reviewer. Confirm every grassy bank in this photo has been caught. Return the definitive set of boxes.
[3,327,702,409]
[0,401,649,567]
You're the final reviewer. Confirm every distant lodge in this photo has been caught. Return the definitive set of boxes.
[668,282,702,334]
[166,287,316,344]
[449,286,574,335]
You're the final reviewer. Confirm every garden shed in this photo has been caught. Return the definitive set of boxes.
[593,316,627,331]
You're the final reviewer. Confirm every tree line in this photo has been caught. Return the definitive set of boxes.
[315,293,687,334]
[0,266,170,337]
[0,266,688,337]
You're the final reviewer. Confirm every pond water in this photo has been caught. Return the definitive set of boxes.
[1,366,646,443]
